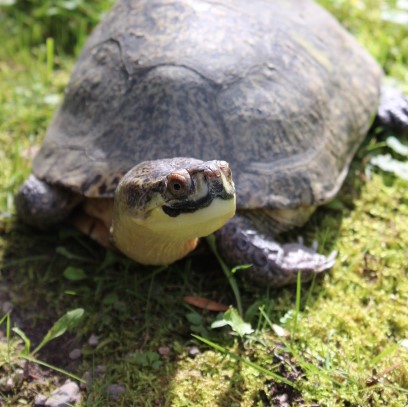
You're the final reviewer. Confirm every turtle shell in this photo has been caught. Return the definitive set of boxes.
[33,0,382,209]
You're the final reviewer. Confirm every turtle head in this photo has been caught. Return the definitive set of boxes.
[112,158,236,265]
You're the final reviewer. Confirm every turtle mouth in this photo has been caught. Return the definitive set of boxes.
[162,188,235,218]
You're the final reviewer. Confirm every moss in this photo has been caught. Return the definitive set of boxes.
[0,0,407,405]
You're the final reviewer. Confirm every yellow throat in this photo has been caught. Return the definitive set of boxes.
[111,195,236,265]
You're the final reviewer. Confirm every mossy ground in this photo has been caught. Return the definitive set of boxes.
[0,1,407,406]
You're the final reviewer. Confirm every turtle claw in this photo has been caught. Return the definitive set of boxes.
[278,243,337,275]
[296,236,319,251]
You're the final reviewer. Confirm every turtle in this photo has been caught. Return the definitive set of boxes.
[15,0,408,286]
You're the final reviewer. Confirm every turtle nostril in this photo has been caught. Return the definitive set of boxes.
[205,169,221,179]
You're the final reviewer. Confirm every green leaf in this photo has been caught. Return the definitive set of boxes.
[231,264,252,274]
[211,308,254,337]
[103,292,119,305]
[12,327,31,354]
[186,312,203,326]
[128,351,162,370]
[370,154,408,180]
[371,342,399,366]
[382,8,408,25]
[56,246,94,262]
[386,136,408,156]
[63,266,87,281]
[61,0,81,11]
[32,308,84,355]
[271,324,290,338]
[400,339,408,351]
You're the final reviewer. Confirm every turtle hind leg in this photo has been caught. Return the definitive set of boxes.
[374,85,408,135]
[15,174,81,229]
[215,213,336,287]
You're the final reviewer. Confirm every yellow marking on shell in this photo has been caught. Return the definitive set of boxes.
[112,195,236,265]
[291,34,332,72]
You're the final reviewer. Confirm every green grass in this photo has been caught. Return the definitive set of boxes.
[0,0,408,405]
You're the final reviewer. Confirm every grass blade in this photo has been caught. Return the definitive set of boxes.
[291,272,302,339]
[23,355,85,383]
[205,235,243,316]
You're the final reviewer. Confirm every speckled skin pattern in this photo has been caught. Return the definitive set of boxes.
[17,0,408,285]
[215,214,337,287]
[114,157,234,217]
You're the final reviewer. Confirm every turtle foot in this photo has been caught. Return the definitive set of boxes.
[15,175,81,229]
[216,216,336,287]
[375,86,408,135]
[275,242,337,276]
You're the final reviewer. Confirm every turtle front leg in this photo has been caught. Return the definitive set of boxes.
[72,212,112,249]
[375,85,408,135]
[72,198,114,248]
[15,175,81,229]
[215,214,336,287]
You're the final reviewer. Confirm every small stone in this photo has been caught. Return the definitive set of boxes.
[34,394,48,406]
[188,346,201,358]
[158,346,171,356]
[80,371,92,390]
[0,376,14,392]
[0,368,24,392]
[45,394,71,407]
[15,368,24,380]
[1,301,13,314]
[104,384,126,400]
[88,334,99,347]
[69,348,82,360]
[95,365,106,375]
[44,380,81,407]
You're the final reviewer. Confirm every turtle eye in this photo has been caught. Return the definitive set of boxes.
[167,173,189,197]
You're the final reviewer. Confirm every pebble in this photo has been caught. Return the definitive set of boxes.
[88,334,99,347]
[188,346,201,358]
[1,301,13,314]
[104,384,126,400]
[35,380,81,407]
[34,394,48,406]
[95,365,106,375]
[80,371,92,390]
[0,376,15,393]
[80,365,106,390]
[69,348,82,360]
[158,346,171,356]
[0,368,24,392]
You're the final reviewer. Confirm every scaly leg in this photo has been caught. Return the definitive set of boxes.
[215,214,336,287]
[15,175,81,229]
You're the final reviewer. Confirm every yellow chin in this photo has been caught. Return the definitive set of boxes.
[112,196,236,265]
[145,196,236,239]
